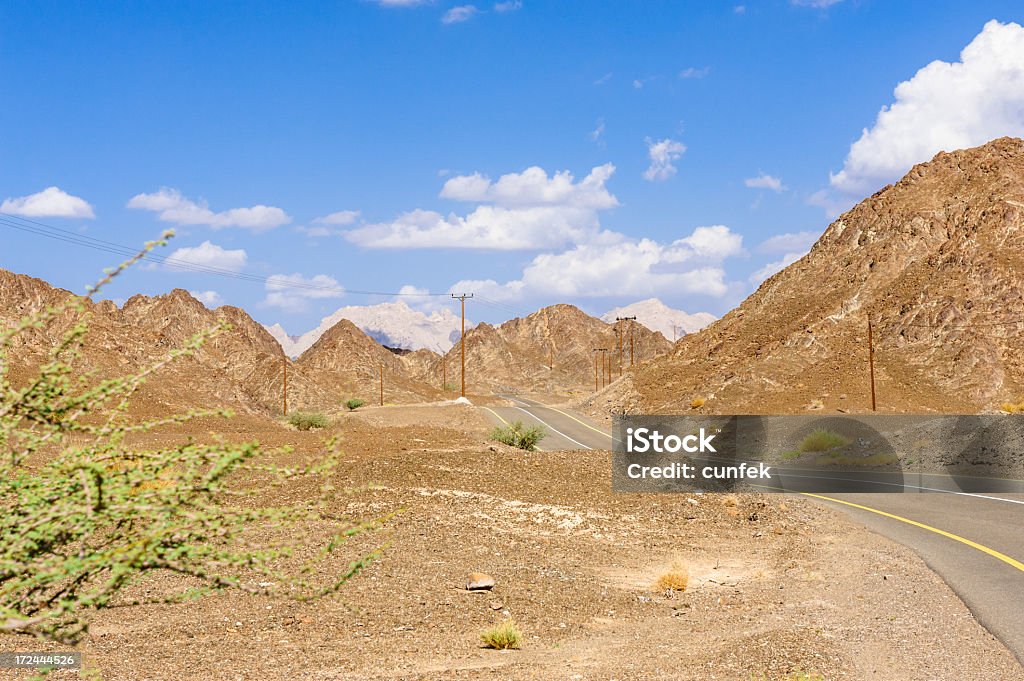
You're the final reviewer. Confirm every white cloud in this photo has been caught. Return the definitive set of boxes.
[791,0,844,7]
[166,241,248,273]
[190,290,225,308]
[442,4,479,23]
[758,230,818,254]
[594,72,612,86]
[734,5,746,13]
[347,164,620,249]
[830,20,1024,196]
[263,273,345,313]
[679,67,710,79]
[449,225,743,300]
[494,0,521,11]
[744,172,786,192]
[313,210,360,225]
[127,187,290,232]
[1,186,95,219]
[750,252,804,284]
[807,189,854,219]
[643,137,686,182]
[590,119,606,144]
[374,0,429,6]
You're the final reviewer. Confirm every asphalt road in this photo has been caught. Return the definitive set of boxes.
[480,395,1024,664]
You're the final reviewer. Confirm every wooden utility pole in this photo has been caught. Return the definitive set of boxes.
[452,293,473,397]
[282,357,288,416]
[379,364,384,407]
[616,316,637,370]
[867,316,877,412]
[592,348,607,392]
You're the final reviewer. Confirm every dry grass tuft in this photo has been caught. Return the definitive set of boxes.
[689,397,706,409]
[798,428,849,452]
[1000,400,1024,413]
[654,561,689,592]
[480,618,522,649]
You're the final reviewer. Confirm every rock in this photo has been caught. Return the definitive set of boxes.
[489,600,504,610]
[466,572,495,591]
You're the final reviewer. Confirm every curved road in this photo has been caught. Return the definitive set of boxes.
[480,394,1024,665]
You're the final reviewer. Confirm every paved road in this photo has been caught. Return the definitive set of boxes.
[479,395,1024,664]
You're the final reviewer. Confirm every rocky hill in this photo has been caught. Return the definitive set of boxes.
[0,270,331,416]
[618,137,1024,415]
[427,304,672,396]
[294,319,441,404]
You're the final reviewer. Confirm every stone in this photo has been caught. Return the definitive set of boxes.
[466,572,495,591]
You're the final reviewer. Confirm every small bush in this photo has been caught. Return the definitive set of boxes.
[346,398,365,411]
[654,562,689,593]
[689,397,706,409]
[480,618,522,649]
[780,450,801,461]
[490,421,546,451]
[1000,400,1024,414]
[798,428,849,452]
[289,411,328,430]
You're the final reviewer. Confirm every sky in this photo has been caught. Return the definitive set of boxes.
[3,1,1024,333]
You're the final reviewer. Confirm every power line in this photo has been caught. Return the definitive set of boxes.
[0,212,452,298]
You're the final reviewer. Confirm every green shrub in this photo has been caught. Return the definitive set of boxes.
[490,421,546,451]
[345,398,365,411]
[289,411,329,430]
[480,618,522,649]
[0,235,380,644]
[798,428,849,452]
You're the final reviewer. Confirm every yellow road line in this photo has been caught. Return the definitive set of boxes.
[481,406,510,426]
[544,405,616,441]
[802,492,1024,573]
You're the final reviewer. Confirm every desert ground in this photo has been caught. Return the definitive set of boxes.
[3,402,1020,680]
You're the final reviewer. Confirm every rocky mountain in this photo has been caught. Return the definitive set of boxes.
[613,137,1024,416]
[295,318,441,404]
[601,298,716,341]
[425,303,672,396]
[267,301,465,357]
[0,270,334,416]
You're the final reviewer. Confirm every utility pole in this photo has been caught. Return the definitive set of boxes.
[442,356,446,391]
[592,348,607,392]
[616,316,636,371]
[867,316,877,412]
[379,363,384,407]
[452,293,473,397]
[282,356,288,416]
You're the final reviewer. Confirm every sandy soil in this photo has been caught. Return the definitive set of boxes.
[2,404,1021,680]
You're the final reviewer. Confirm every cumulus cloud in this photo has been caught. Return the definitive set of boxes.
[127,188,290,231]
[449,225,744,300]
[744,173,786,192]
[643,138,686,182]
[314,210,360,225]
[1,186,95,219]
[263,273,345,312]
[190,290,225,308]
[830,20,1024,196]
[346,164,620,249]
[166,241,248,273]
[442,4,478,23]
[758,230,818,254]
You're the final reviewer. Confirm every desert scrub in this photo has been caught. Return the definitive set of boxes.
[345,398,365,411]
[689,397,706,409]
[480,618,522,649]
[490,421,546,451]
[0,235,384,644]
[289,411,329,430]
[654,561,689,592]
[798,428,849,452]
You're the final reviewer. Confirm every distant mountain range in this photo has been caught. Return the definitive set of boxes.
[266,301,465,358]
[600,298,716,341]
[266,298,714,357]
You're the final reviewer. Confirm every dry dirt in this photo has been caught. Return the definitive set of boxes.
[2,404,1021,680]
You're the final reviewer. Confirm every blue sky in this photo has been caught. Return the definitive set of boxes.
[3,1,1024,332]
